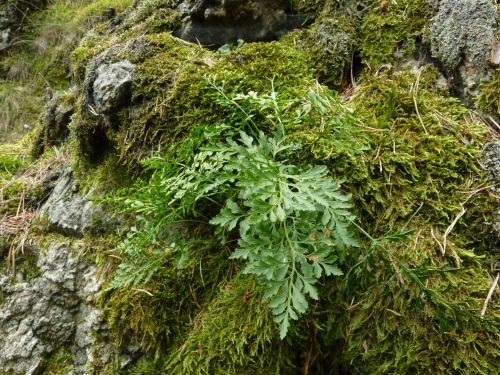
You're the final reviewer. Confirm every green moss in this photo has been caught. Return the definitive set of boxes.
[291,0,328,13]
[359,0,428,69]
[0,151,25,178]
[98,60,500,373]
[326,235,500,375]
[341,67,484,233]
[477,68,500,115]
[42,350,73,375]
[103,234,231,356]
[0,180,28,215]
[0,145,45,215]
[73,0,133,28]
[124,0,180,32]
[290,67,500,374]
[76,151,135,193]
[70,32,116,82]
[163,274,296,375]
[121,355,163,375]
[18,0,499,372]
[302,14,356,86]
[72,31,318,169]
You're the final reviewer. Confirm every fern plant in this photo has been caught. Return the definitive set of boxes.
[208,125,359,337]
[100,80,367,337]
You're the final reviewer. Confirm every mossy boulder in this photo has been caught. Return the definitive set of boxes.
[4,0,500,373]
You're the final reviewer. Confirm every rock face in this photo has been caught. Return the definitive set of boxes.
[92,60,136,129]
[38,167,96,236]
[430,0,496,105]
[0,241,112,374]
[483,141,500,182]
[174,0,288,46]
[42,90,75,146]
[38,167,115,236]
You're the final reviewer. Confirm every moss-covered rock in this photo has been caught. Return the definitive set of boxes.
[359,0,429,69]
[430,0,496,74]
[70,27,318,170]
[4,0,500,373]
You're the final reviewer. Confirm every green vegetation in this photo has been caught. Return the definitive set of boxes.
[99,82,367,338]
[42,350,73,375]
[359,0,428,69]
[2,0,500,373]
[101,66,500,373]
[0,0,132,139]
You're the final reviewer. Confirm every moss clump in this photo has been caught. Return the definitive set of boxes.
[71,30,317,171]
[332,243,500,374]
[0,180,28,215]
[41,350,73,375]
[104,235,231,356]
[304,14,356,86]
[0,151,25,179]
[163,274,296,375]
[359,0,428,69]
[345,67,485,232]
[300,67,499,374]
[122,0,180,32]
[120,355,163,375]
[101,62,500,374]
[477,68,500,115]
[15,250,41,282]
[291,0,328,13]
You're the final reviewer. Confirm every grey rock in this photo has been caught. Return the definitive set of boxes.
[454,57,491,106]
[38,167,96,236]
[430,0,496,105]
[37,167,118,237]
[483,141,500,182]
[174,0,288,46]
[0,241,114,375]
[0,27,9,51]
[92,60,135,129]
[41,89,76,147]
[430,0,496,72]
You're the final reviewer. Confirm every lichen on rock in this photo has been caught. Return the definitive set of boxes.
[0,241,113,375]
[430,0,496,73]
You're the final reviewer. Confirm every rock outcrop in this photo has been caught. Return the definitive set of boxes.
[92,60,136,129]
[430,0,497,104]
[0,241,111,374]
[174,0,289,46]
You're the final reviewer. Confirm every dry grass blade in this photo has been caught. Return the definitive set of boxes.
[442,208,466,255]
[481,273,499,317]
[413,96,428,135]
[1,208,34,274]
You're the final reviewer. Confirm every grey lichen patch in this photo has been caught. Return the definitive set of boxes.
[430,0,496,73]
[483,141,500,181]
[0,240,114,375]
